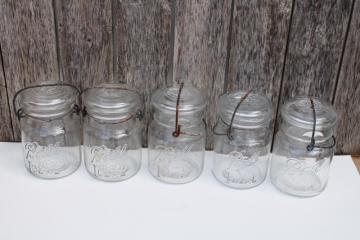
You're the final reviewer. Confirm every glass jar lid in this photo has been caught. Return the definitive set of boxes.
[19,84,78,119]
[83,86,143,122]
[219,91,272,129]
[281,97,337,130]
[151,84,205,115]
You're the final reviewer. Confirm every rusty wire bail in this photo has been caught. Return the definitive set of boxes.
[81,85,144,125]
[306,97,336,151]
[172,83,184,137]
[171,83,203,138]
[213,89,252,141]
[13,83,81,122]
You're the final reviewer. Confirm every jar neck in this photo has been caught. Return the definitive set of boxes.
[85,115,138,127]
[22,103,77,120]
[280,120,335,144]
[84,116,139,140]
[153,109,203,129]
[216,119,272,146]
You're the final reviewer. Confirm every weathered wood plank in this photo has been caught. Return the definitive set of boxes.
[0,0,59,140]
[227,0,293,147]
[0,47,14,141]
[333,0,360,155]
[227,0,292,94]
[113,0,172,146]
[55,0,113,89]
[173,0,232,148]
[280,0,353,101]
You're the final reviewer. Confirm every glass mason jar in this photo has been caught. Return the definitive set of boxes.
[213,91,272,189]
[83,86,143,182]
[14,83,82,179]
[270,97,337,197]
[148,83,206,184]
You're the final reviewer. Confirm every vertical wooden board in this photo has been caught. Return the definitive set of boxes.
[173,0,232,148]
[113,0,172,146]
[280,0,353,102]
[55,0,113,89]
[333,0,360,154]
[0,0,59,140]
[227,0,292,147]
[0,49,13,141]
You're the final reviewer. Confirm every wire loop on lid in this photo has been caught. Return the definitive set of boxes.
[172,82,184,137]
[213,89,252,140]
[306,98,336,151]
[171,83,202,138]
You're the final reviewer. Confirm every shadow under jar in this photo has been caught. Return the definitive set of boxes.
[148,84,206,184]
[270,97,337,197]
[15,83,82,179]
[213,91,273,189]
[83,86,143,182]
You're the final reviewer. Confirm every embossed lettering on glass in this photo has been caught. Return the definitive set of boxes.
[82,85,143,182]
[212,91,272,189]
[270,97,337,197]
[148,83,206,184]
[14,83,82,179]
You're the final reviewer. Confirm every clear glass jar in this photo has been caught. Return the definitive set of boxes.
[83,85,143,182]
[270,97,337,197]
[148,84,206,184]
[212,91,272,189]
[15,83,81,179]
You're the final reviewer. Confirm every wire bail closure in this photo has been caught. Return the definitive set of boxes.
[81,85,144,124]
[172,83,184,137]
[213,89,252,141]
[171,83,203,138]
[306,98,336,151]
[13,83,81,121]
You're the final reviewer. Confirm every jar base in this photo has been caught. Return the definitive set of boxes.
[149,169,203,184]
[212,170,266,189]
[85,164,140,182]
[149,159,203,184]
[25,160,81,180]
[85,157,141,182]
[270,175,327,198]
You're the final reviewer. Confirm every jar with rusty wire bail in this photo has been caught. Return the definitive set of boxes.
[270,97,337,197]
[212,90,273,189]
[148,83,206,184]
[82,85,143,182]
[13,83,82,179]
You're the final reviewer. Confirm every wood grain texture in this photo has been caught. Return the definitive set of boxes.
[0,0,59,140]
[0,47,13,141]
[55,0,113,89]
[333,0,360,154]
[280,0,353,102]
[173,0,232,148]
[0,0,358,156]
[113,0,172,145]
[227,0,292,143]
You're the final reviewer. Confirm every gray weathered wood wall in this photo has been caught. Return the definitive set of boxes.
[0,0,359,154]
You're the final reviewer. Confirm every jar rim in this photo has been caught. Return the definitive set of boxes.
[280,97,337,130]
[19,84,78,119]
[151,84,206,114]
[218,91,272,129]
[83,85,143,122]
